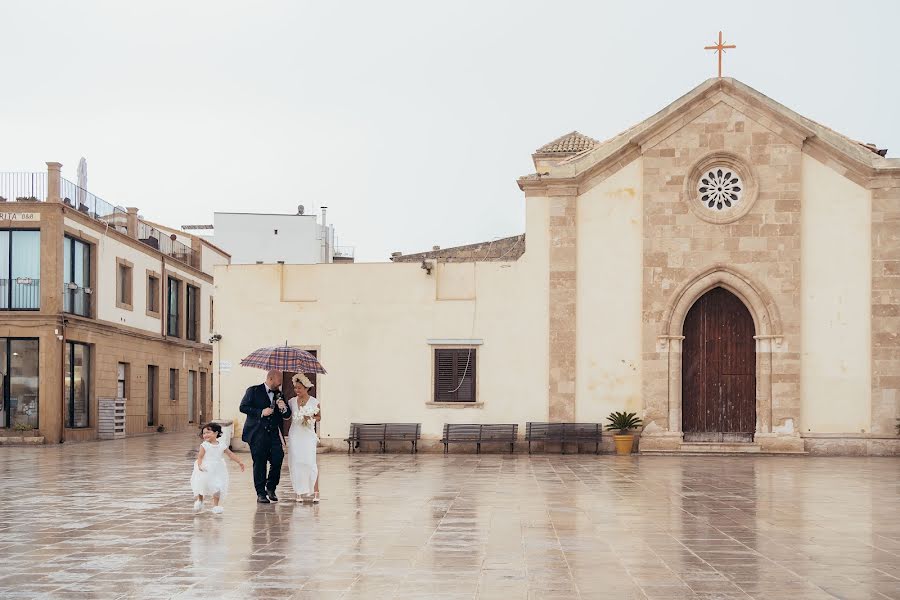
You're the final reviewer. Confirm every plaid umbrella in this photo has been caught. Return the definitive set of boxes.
[240,346,327,374]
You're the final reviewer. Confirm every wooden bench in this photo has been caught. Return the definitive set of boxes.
[525,422,603,454]
[441,423,518,454]
[344,423,421,454]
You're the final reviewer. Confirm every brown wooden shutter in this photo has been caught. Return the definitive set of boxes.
[434,348,476,402]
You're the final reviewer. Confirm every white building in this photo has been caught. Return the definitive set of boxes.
[185,208,352,265]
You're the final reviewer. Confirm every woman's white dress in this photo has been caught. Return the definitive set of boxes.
[190,440,229,497]
[287,396,319,496]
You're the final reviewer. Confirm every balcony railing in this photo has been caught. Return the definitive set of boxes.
[0,172,47,202]
[333,245,355,260]
[137,221,199,269]
[63,283,92,317]
[60,178,128,234]
[0,278,41,310]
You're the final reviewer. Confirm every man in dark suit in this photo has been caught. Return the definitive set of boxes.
[240,370,292,503]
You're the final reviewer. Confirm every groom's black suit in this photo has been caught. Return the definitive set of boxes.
[240,383,292,498]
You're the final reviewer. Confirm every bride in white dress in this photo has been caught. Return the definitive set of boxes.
[287,373,320,502]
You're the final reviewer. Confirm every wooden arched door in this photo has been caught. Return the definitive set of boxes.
[682,287,756,442]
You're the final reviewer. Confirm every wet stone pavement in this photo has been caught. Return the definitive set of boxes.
[0,434,899,599]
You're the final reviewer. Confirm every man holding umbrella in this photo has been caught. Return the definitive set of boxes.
[239,370,292,503]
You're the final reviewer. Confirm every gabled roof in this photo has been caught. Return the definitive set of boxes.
[534,131,598,155]
[519,78,899,190]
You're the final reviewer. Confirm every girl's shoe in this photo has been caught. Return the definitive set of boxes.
[211,506,224,514]
[312,492,320,504]
[193,500,203,513]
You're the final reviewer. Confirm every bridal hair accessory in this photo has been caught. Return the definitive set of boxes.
[292,373,314,389]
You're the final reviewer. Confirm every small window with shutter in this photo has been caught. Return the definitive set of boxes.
[434,348,476,402]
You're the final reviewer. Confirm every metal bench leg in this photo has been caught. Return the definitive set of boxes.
[476,443,481,454]
[509,442,514,454]
[528,441,532,454]
[443,443,448,454]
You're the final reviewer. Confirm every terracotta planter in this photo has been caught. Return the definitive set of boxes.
[613,434,635,455]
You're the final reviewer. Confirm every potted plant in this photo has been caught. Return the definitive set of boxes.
[606,411,643,455]
[156,424,165,433]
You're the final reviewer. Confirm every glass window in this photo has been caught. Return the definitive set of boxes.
[0,339,39,429]
[186,285,199,341]
[1,230,41,310]
[64,237,91,317]
[117,362,129,399]
[116,262,132,307]
[167,277,181,337]
[147,275,160,314]
[188,370,196,422]
[169,369,179,403]
[65,342,91,428]
[147,365,158,427]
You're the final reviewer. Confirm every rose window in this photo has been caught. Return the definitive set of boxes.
[698,168,742,211]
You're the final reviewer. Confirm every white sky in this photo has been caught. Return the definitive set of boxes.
[1,0,897,262]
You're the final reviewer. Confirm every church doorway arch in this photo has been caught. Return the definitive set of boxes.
[681,287,756,442]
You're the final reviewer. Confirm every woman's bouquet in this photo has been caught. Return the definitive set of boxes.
[293,404,319,427]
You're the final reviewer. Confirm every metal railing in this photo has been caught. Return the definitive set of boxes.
[137,221,198,268]
[333,245,355,259]
[60,178,128,234]
[0,278,41,309]
[63,283,92,317]
[0,172,47,202]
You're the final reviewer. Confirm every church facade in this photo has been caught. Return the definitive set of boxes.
[214,78,899,455]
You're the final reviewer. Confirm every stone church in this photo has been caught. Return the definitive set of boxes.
[214,77,899,455]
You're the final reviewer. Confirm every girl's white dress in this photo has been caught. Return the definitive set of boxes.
[190,440,229,497]
[287,396,319,496]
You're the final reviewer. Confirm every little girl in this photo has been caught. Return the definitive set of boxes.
[191,422,245,514]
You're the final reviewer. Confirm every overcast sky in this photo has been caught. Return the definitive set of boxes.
[2,1,897,262]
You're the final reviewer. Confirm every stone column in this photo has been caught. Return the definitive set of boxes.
[126,207,139,240]
[548,186,578,421]
[46,162,62,203]
[755,336,773,433]
[665,336,684,432]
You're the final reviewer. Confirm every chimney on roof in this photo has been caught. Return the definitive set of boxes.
[390,252,402,261]
[126,207,139,239]
[432,246,440,251]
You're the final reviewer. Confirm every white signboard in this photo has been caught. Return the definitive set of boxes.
[219,360,232,373]
[0,212,40,222]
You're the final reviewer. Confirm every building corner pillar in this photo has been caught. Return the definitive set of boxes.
[547,185,578,421]
[46,162,62,203]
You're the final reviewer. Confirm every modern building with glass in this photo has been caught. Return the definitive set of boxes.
[0,163,229,443]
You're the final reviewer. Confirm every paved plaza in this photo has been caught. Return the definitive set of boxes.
[0,434,899,599]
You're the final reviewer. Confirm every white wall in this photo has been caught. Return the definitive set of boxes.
[66,217,164,334]
[211,212,332,265]
[576,159,644,422]
[800,155,872,433]
[214,204,549,442]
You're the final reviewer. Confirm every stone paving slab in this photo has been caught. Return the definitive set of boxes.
[0,433,898,599]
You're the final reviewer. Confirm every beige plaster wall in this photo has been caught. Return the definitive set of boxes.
[576,158,643,422]
[800,155,872,433]
[214,201,549,442]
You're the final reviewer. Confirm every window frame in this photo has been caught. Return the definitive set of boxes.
[432,347,478,403]
[0,337,40,429]
[169,368,179,404]
[147,365,158,427]
[186,284,200,342]
[116,362,130,400]
[115,257,134,311]
[146,270,161,318]
[65,341,91,429]
[166,276,182,337]
[63,235,93,318]
[0,228,41,312]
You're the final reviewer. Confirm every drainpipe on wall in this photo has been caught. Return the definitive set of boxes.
[320,206,328,263]
[59,317,67,443]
